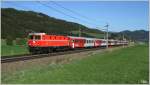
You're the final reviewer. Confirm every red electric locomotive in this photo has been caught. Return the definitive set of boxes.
[28,33,70,53]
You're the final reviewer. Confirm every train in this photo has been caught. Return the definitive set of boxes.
[27,33,128,54]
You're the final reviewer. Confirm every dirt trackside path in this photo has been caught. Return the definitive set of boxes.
[1,46,129,74]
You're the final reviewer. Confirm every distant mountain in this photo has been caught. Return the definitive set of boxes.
[119,30,149,42]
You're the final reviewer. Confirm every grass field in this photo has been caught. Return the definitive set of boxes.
[1,39,29,56]
[1,45,29,56]
[2,44,149,84]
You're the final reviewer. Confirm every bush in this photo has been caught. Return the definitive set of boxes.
[15,38,27,45]
[6,37,13,46]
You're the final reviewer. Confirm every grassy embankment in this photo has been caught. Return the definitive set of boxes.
[1,39,29,56]
[2,44,149,84]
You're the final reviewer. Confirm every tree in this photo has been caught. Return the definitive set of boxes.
[6,36,13,46]
[15,38,27,45]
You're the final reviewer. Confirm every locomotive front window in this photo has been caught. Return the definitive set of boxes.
[35,35,41,40]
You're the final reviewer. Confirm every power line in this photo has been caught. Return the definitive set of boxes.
[10,1,106,30]
[9,1,108,35]
[37,1,103,28]
[50,1,104,27]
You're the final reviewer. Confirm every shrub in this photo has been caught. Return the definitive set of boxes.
[6,37,13,46]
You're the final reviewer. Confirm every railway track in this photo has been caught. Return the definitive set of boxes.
[1,47,106,63]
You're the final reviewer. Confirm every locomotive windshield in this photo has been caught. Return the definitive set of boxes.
[35,35,41,40]
[29,35,41,40]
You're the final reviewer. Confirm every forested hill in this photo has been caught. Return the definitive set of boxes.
[119,30,149,42]
[1,8,103,39]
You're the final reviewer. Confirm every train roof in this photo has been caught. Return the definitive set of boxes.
[29,33,46,35]
[68,36,101,40]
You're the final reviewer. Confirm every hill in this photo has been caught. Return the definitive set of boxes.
[1,8,103,40]
[119,30,149,42]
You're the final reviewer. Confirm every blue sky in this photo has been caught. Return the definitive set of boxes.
[1,1,149,32]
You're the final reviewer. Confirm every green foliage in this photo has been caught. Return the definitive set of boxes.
[15,38,27,45]
[2,44,149,83]
[1,39,29,56]
[6,36,13,46]
[1,39,6,46]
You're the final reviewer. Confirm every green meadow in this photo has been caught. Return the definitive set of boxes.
[2,44,149,84]
[1,39,29,56]
[1,45,29,56]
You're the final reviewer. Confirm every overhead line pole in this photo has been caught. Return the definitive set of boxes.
[104,23,109,49]
[123,33,124,48]
[79,25,81,37]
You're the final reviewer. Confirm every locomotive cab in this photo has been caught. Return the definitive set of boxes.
[28,33,45,46]
[28,33,46,54]
[29,34,41,40]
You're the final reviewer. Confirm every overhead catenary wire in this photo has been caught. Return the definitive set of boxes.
[9,1,107,30]
[37,1,104,28]
[8,1,109,34]
[50,1,105,27]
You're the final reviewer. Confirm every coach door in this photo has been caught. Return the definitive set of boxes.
[71,39,75,48]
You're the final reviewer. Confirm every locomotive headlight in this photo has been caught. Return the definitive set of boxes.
[33,41,35,43]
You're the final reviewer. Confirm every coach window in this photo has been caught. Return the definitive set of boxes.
[75,40,78,43]
[72,40,75,43]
